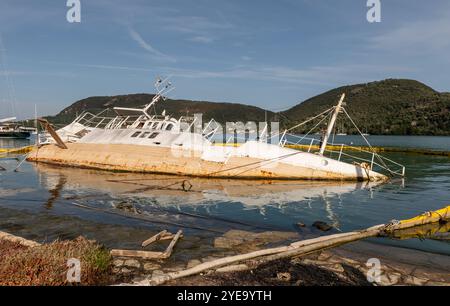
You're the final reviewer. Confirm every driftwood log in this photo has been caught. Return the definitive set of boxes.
[111,230,183,260]
[161,230,183,259]
[141,230,184,248]
[0,231,41,248]
[141,230,168,247]
[147,206,449,286]
[110,249,167,259]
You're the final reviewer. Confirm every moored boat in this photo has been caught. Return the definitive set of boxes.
[0,118,32,139]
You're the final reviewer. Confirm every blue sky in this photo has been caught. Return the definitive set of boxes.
[1,0,450,119]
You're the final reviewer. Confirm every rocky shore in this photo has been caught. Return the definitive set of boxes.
[1,229,449,286]
[112,246,450,286]
[112,230,450,286]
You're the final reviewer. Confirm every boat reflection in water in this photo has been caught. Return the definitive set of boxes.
[34,163,383,229]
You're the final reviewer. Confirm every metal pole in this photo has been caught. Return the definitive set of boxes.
[308,138,314,152]
[370,153,375,170]
[279,130,287,146]
[338,144,344,161]
[319,93,345,156]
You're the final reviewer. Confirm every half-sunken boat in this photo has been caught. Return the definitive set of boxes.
[28,79,405,181]
[0,117,33,139]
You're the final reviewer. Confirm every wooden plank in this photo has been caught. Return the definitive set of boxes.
[141,230,168,248]
[38,118,67,149]
[161,230,183,259]
[110,249,164,259]
[160,232,184,241]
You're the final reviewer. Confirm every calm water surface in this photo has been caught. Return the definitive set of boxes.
[0,136,449,262]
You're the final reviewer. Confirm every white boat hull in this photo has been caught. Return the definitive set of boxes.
[28,141,388,181]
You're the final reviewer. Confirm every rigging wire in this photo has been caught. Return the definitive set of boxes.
[0,33,17,118]
[341,107,390,172]
[284,107,335,134]
[292,108,333,145]
[228,114,337,176]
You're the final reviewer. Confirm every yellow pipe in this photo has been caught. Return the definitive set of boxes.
[396,206,450,229]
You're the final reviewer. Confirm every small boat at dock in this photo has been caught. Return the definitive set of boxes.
[28,78,405,181]
[0,117,33,139]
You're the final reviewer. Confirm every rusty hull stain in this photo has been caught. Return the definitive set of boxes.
[27,143,378,181]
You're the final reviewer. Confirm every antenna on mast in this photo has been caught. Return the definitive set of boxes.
[113,75,175,118]
[0,33,18,118]
[143,75,175,117]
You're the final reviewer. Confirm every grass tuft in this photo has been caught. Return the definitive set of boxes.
[0,236,113,286]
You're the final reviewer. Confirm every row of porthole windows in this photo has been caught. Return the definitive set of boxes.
[145,122,174,131]
[135,122,174,131]
[131,131,159,139]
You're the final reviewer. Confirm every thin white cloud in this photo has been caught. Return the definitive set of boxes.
[74,63,152,72]
[42,61,153,73]
[0,70,76,78]
[161,15,233,34]
[128,28,176,62]
[163,64,414,87]
[189,36,215,44]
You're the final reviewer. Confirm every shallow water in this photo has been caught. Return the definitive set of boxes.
[0,136,449,262]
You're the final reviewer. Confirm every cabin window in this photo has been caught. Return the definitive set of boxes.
[75,129,90,137]
[148,132,159,139]
[131,131,141,138]
[140,132,151,138]
[165,123,174,131]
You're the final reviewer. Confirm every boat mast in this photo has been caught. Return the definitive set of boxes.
[319,93,345,156]
[113,77,173,119]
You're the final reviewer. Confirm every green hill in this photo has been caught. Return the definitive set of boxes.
[44,79,450,135]
[45,94,277,126]
[281,79,450,135]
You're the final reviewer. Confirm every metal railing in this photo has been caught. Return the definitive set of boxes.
[72,111,196,132]
[282,133,405,177]
[211,133,405,178]
[73,112,118,129]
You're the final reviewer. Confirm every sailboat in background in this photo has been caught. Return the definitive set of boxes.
[0,34,27,139]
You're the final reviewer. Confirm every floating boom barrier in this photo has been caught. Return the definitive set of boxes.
[213,143,450,157]
[0,145,34,155]
[2,143,448,157]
